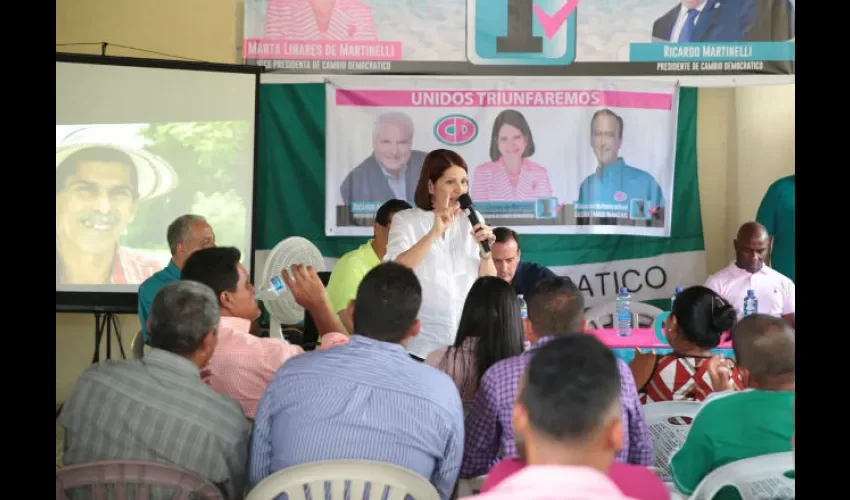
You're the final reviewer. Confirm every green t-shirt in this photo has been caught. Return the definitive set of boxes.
[670,389,795,500]
[137,260,181,344]
[756,175,795,283]
[325,240,381,317]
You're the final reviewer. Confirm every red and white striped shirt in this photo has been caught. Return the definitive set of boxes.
[262,0,378,41]
[470,158,553,202]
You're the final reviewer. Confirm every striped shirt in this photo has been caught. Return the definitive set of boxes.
[470,159,553,202]
[461,336,654,478]
[59,349,251,500]
[249,335,465,500]
[262,0,377,41]
[201,317,305,419]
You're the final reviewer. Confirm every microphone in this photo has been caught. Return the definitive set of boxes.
[458,193,490,253]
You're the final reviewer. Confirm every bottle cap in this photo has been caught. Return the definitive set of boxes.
[620,287,628,294]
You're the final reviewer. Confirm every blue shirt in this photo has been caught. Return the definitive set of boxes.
[512,262,558,298]
[249,335,464,500]
[576,158,665,216]
[137,260,181,343]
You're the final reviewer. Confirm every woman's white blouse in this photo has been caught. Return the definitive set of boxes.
[384,207,482,359]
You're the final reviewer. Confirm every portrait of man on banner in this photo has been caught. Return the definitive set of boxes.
[575,109,665,227]
[651,0,794,43]
[339,111,428,206]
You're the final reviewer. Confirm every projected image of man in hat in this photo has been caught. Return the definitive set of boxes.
[56,138,179,285]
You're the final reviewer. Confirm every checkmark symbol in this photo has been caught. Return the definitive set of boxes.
[533,0,580,40]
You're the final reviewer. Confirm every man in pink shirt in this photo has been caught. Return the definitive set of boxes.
[705,222,795,327]
[181,247,347,418]
[469,334,649,499]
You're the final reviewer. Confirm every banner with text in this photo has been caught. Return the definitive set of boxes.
[243,0,794,77]
[256,83,706,310]
[325,77,679,237]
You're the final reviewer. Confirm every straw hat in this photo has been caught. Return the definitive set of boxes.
[56,126,179,201]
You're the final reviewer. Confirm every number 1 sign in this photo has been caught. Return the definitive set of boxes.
[467,0,579,66]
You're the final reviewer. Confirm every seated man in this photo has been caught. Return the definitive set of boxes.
[181,247,347,419]
[491,227,559,298]
[60,281,250,500]
[249,262,464,500]
[471,334,652,499]
[479,335,669,500]
[138,214,215,343]
[326,198,411,332]
[670,314,795,499]
[461,277,653,479]
[705,221,794,326]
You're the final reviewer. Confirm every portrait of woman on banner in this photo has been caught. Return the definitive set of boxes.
[384,149,497,362]
[470,109,553,203]
[262,0,378,41]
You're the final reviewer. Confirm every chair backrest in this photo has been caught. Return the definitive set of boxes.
[689,452,795,500]
[245,460,440,500]
[302,271,332,349]
[641,401,703,480]
[56,460,224,500]
[585,301,664,329]
[131,330,145,360]
[456,475,487,498]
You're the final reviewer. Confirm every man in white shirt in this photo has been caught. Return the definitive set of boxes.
[704,222,794,326]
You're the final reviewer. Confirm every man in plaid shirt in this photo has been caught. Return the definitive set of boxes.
[460,276,653,478]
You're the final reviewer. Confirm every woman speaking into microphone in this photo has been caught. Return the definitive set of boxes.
[385,149,497,361]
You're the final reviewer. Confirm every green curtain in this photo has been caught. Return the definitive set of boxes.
[255,84,703,269]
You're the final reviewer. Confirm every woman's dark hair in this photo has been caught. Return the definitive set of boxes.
[413,149,468,210]
[489,109,535,161]
[671,285,738,348]
[441,277,524,394]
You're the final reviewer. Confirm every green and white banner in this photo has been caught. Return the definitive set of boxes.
[254,83,707,309]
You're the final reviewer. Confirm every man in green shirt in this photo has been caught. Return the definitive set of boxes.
[137,214,216,343]
[670,314,795,499]
[326,199,411,332]
[756,175,795,283]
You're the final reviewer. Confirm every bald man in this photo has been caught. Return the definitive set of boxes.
[670,314,795,497]
[704,222,794,326]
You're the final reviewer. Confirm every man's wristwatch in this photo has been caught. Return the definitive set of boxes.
[479,250,492,260]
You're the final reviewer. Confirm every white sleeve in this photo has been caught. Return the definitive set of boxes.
[783,280,795,315]
[384,211,421,262]
[703,273,721,294]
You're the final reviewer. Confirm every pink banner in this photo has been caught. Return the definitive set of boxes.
[335,89,673,109]
[243,39,402,61]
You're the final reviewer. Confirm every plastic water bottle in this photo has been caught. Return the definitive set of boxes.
[670,286,683,310]
[743,289,758,317]
[616,287,632,337]
[255,275,287,301]
[518,294,531,350]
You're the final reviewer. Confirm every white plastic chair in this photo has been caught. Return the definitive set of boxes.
[585,301,664,329]
[245,460,440,500]
[641,401,702,480]
[689,452,795,500]
[456,475,486,498]
[131,329,145,360]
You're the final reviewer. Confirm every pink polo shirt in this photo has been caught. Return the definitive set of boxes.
[201,317,351,418]
[480,458,668,500]
[472,464,638,499]
[704,262,795,319]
